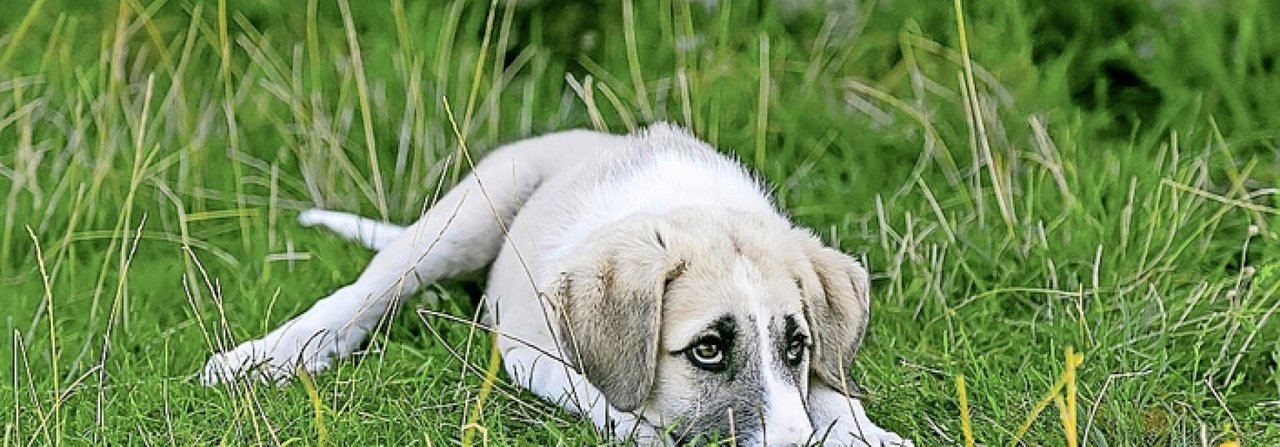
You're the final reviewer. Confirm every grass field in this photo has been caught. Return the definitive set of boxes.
[3,0,1279,444]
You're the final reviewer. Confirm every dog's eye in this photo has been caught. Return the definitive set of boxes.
[686,339,725,371]
[785,336,807,365]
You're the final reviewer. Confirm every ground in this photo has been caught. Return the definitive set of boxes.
[2,0,1278,445]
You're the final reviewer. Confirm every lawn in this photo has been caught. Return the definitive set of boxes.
[2,0,1278,445]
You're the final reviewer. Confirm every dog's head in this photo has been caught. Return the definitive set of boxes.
[555,209,870,445]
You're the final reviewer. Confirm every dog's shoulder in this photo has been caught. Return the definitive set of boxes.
[531,123,777,259]
[629,122,717,158]
[592,122,754,186]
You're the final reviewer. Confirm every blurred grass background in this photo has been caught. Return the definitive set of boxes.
[1,0,1278,444]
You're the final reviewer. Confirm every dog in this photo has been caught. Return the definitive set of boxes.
[202,123,910,446]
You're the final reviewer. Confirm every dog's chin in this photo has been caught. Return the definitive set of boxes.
[642,404,763,447]
[667,426,760,447]
[665,422,733,447]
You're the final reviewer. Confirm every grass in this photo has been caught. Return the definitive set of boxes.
[2,0,1279,444]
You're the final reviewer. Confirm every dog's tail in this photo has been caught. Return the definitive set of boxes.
[299,209,405,250]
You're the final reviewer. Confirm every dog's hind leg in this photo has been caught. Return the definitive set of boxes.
[201,130,624,385]
[298,209,405,251]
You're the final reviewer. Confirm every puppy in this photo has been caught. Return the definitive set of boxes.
[202,123,910,446]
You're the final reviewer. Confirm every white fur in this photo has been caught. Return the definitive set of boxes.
[736,259,815,444]
[298,209,405,250]
[810,385,909,446]
[201,124,910,446]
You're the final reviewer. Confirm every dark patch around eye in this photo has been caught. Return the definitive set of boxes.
[673,315,738,355]
[711,315,737,346]
[772,314,808,375]
[669,315,766,445]
[708,316,738,372]
[674,315,741,377]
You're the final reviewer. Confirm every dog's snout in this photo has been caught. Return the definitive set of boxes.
[763,392,814,445]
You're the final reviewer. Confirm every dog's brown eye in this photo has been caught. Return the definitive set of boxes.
[686,340,725,370]
[786,337,806,365]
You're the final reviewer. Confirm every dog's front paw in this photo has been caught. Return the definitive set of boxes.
[821,424,913,447]
[200,323,342,386]
[862,429,912,447]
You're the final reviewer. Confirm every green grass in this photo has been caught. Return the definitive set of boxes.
[3,0,1279,444]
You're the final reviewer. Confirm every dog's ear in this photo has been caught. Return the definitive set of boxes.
[555,218,682,411]
[796,234,871,392]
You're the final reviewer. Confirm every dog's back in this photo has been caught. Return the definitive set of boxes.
[517,124,777,267]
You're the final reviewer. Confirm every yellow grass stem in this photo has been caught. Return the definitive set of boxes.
[298,368,328,447]
[1009,346,1084,446]
[953,0,1016,232]
[461,335,503,447]
[1064,346,1080,447]
[27,226,60,445]
[956,374,975,447]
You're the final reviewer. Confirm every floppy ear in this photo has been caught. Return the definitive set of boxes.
[555,219,683,411]
[797,236,872,391]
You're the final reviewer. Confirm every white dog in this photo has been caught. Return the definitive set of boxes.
[202,123,910,446]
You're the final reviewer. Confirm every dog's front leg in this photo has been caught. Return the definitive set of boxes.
[201,201,505,385]
[200,246,426,384]
[503,346,671,445]
[808,382,912,446]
